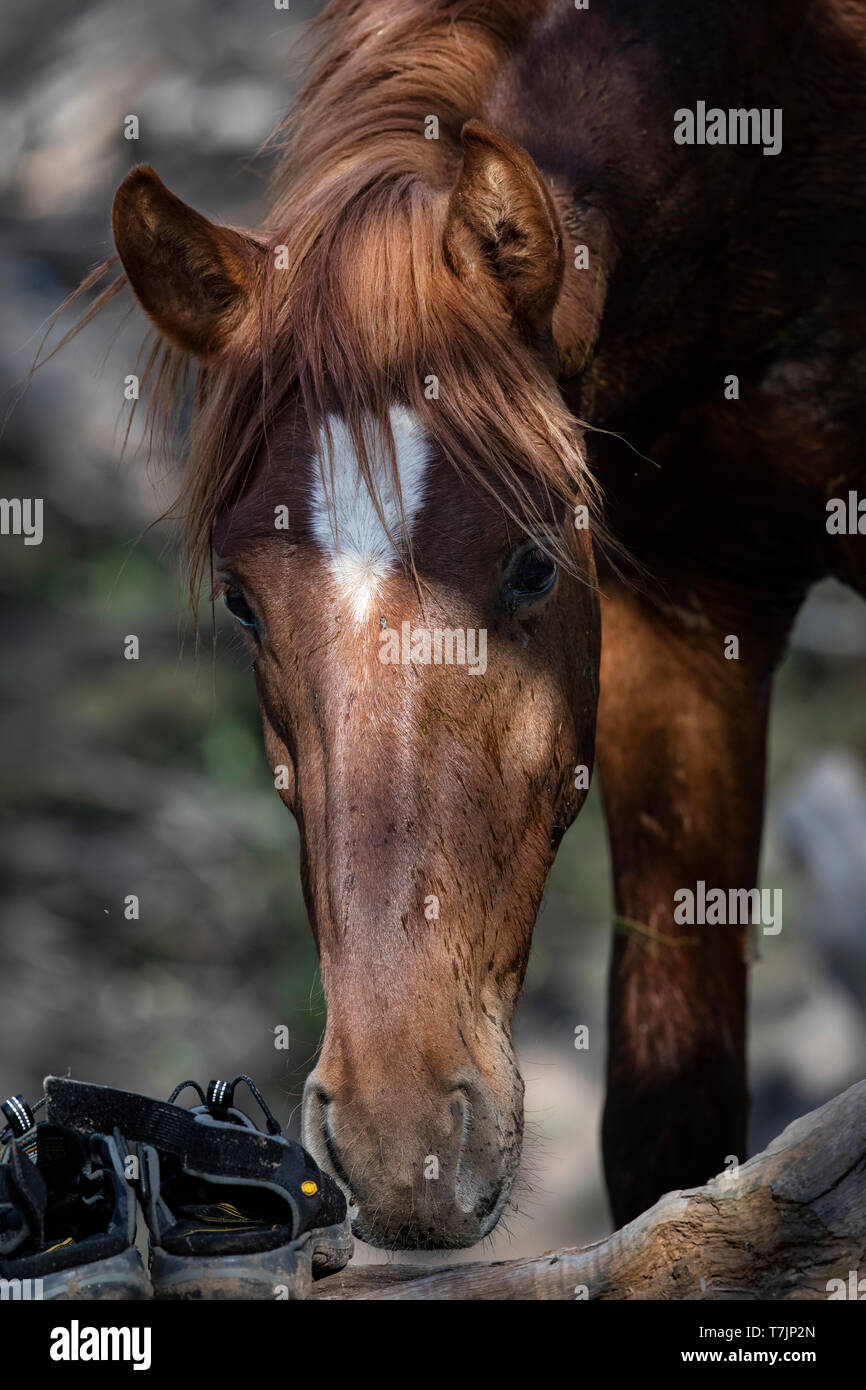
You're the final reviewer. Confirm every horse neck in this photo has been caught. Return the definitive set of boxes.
[483,0,829,420]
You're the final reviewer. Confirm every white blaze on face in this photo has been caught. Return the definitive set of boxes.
[309,406,431,622]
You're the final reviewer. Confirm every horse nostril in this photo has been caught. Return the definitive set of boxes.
[304,1080,357,1198]
[321,1106,354,1194]
[449,1084,470,1127]
[449,1080,474,1121]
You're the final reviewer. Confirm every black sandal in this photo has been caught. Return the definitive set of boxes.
[44,1074,352,1300]
[1,1088,149,1299]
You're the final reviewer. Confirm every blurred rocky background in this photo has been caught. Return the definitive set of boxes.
[1,0,864,1264]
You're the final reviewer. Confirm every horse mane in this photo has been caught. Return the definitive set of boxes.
[41,0,607,609]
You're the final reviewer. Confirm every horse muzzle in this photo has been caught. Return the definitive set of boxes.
[301,1056,522,1250]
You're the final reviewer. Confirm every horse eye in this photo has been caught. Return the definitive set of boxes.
[504,543,558,604]
[223,586,258,630]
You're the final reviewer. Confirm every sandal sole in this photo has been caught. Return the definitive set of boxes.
[39,1247,153,1300]
[149,1217,353,1300]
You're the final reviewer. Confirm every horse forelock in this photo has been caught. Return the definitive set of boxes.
[49,0,602,611]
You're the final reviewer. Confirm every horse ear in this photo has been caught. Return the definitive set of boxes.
[112,165,264,359]
[444,121,564,339]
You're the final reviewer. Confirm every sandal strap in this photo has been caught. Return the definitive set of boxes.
[0,1144,46,1253]
[43,1076,343,1229]
[1,1094,34,1138]
[46,1077,281,1175]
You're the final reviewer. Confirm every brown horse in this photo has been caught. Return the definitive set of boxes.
[71,0,865,1247]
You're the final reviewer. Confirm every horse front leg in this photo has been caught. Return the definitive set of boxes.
[596,576,796,1227]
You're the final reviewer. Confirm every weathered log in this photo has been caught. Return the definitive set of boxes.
[313,1081,866,1300]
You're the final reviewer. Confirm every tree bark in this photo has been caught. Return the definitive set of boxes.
[313,1081,866,1300]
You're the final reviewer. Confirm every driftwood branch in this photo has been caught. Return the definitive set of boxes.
[313,1081,866,1300]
